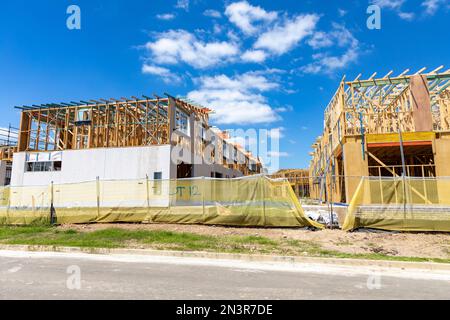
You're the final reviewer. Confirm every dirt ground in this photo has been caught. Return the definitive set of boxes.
[58,223,450,260]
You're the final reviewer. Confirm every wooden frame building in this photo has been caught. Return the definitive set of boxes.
[0,126,18,186]
[271,169,310,198]
[8,93,262,187]
[309,66,450,203]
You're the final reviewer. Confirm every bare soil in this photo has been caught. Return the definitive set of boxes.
[58,223,450,260]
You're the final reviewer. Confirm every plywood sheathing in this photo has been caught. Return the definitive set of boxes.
[410,75,433,132]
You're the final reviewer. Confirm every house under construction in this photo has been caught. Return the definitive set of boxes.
[309,66,450,203]
[0,126,18,186]
[5,94,262,187]
[271,169,310,198]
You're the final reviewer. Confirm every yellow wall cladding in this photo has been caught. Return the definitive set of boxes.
[366,131,435,144]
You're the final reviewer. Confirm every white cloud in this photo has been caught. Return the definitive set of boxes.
[302,24,360,74]
[307,23,358,50]
[204,9,222,18]
[141,64,182,84]
[213,23,223,34]
[374,0,445,18]
[333,23,359,47]
[372,0,405,9]
[156,13,175,20]
[194,72,278,91]
[144,30,239,69]
[301,63,322,74]
[252,68,286,75]
[338,9,347,17]
[242,49,267,63]
[307,31,333,49]
[175,0,189,11]
[225,1,278,35]
[226,30,240,42]
[372,0,419,20]
[398,11,415,20]
[254,14,319,55]
[422,0,445,15]
[274,105,293,112]
[302,47,359,74]
[187,72,281,124]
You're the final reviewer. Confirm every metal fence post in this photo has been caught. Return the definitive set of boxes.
[168,178,171,211]
[145,174,151,222]
[202,176,205,223]
[262,175,266,226]
[50,181,56,225]
[329,174,334,229]
[96,176,100,219]
[146,175,150,208]
[6,186,11,223]
[399,129,407,218]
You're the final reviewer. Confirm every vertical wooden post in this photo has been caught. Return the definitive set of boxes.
[88,106,93,148]
[133,100,138,146]
[18,112,31,152]
[123,102,126,147]
[73,107,79,149]
[63,109,70,149]
[44,111,50,151]
[145,99,149,144]
[35,110,41,150]
[105,103,110,148]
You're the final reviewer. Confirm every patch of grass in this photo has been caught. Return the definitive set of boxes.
[316,250,450,264]
[141,230,221,251]
[0,225,50,238]
[334,240,353,246]
[284,239,323,254]
[0,225,449,263]
[231,235,278,246]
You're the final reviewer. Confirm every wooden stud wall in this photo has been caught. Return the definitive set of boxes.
[17,98,173,152]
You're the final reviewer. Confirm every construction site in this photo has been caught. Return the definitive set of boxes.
[5,94,261,186]
[0,125,17,187]
[1,68,450,232]
[0,93,322,228]
[307,67,450,231]
[3,0,450,303]
[309,67,450,202]
[270,169,310,199]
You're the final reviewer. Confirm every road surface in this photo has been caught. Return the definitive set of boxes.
[0,250,449,299]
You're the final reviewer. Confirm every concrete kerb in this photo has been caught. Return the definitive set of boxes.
[0,244,449,273]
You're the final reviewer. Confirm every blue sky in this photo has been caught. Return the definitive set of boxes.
[0,0,449,170]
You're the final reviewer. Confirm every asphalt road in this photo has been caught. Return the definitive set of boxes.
[0,250,449,300]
